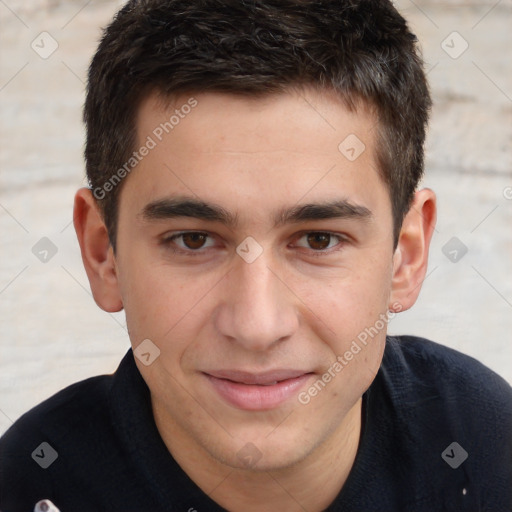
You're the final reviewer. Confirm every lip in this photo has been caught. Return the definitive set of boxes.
[204,370,314,410]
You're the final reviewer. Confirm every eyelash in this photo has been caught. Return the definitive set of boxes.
[160,231,349,257]
[293,231,348,256]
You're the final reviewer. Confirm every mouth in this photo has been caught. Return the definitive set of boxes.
[203,369,314,410]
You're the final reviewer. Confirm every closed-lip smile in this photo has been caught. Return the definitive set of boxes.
[203,369,314,410]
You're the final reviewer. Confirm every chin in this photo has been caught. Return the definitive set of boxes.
[206,426,319,473]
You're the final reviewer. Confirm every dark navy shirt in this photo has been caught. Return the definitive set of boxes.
[1,336,511,511]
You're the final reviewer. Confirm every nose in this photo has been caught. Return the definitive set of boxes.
[213,252,299,352]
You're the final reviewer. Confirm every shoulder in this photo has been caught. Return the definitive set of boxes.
[0,372,114,506]
[383,334,512,407]
[1,371,114,442]
[378,335,512,507]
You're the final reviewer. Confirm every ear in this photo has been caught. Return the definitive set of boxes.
[73,188,123,313]
[389,188,437,312]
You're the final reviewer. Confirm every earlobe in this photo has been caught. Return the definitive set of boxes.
[73,188,123,313]
[389,188,437,312]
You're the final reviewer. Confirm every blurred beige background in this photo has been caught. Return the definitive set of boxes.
[1,0,511,436]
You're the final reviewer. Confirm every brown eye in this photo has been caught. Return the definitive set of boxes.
[181,232,208,249]
[306,232,332,250]
[162,231,217,254]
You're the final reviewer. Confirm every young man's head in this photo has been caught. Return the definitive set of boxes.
[74,0,435,485]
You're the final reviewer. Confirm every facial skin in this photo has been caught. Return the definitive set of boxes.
[74,87,436,511]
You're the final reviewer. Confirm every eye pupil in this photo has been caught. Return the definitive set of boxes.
[307,233,330,250]
[182,233,207,249]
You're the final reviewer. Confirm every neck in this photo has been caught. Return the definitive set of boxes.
[154,398,363,512]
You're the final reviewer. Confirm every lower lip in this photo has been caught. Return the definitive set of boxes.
[205,373,313,410]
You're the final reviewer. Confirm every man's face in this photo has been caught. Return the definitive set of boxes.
[114,87,395,470]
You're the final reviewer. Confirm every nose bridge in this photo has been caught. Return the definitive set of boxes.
[238,254,276,311]
[215,251,298,351]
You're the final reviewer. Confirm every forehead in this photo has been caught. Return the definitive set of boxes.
[137,87,376,154]
[122,87,388,222]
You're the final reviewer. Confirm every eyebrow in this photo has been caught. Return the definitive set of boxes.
[140,197,237,226]
[274,200,372,226]
[139,196,372,227]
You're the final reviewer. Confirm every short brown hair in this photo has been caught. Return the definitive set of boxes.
[84,0,431,250]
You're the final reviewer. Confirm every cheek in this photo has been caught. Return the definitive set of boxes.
[117,252,222,366]
[117,256,182,337]
[298,257,393,345]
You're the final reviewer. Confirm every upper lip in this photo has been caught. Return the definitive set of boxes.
[204,369,312,385]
